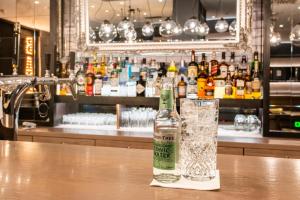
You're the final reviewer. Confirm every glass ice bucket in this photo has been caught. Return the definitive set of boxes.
[180,99,219,181]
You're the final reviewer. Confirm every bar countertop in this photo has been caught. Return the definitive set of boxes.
[0,141,299,200]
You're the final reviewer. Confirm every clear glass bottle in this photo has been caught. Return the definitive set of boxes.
[153,77,181,183]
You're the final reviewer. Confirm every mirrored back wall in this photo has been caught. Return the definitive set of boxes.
[87,0,238,44]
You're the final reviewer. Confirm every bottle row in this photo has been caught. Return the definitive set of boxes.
[56,50,263,99]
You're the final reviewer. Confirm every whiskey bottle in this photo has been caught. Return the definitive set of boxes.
[177,76,187,98]
[219,52,229,78]
[85,64,95,96]
[197,65,208,98]
[153,77,181,183]
[100,55,107,76]
[94,66,103,96]
[188,50,198,78]
[140,58,148,81]
[245,65,252,95]
[210,51,219,77]
[251,51,260,76]
[76,65,86,95]
[136,75,146,96]
[236,69,245,98]
[205,63,215,98]
[199,53,209,74]
[252,61,261,93]
[224,72,233,97]
[228,52,236,77]
[186,76,198,99]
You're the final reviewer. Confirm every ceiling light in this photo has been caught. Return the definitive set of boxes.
[158,0,163,2]
[99,20,117,43]
[215,17,229,33]
[159,17,177,37]
[183,17,201,36]
[116,13,120,17]
[142,21,154,37]
[120,1,124,5]
[34,1,39,4]
[133,19,137,22]
[270,32,281,46]
[211,16,216,19]
[298,6,300,9]
[90,5,95,8]
[105,10,109,13]
[198,22,209,36]
[117,17,134,38]
[229,20,236,36]
[143,12,147,16]
[279,24,284,28]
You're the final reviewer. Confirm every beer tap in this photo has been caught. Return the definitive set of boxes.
[0,54,77,141]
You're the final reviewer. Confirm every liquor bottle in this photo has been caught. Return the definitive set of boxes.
[186,76,198,99]
[252,61,261,96]
[178,76,187,98]
[224,72,233,97]
[154,76,162,97]
[251,51,260,76]
[136,75,146,96]
[197,65,208,98]
[125,57,132,80]
[228,52,236,77]
[92,53,98,73]
[55,52,63,78]
[131,57,140,81]
[140,58,148,81]
[106,55,114,75]
[146,75,155,97]
[85,64,95,96]
[76,65,86,95]
[199,53,209,74]
[149,59,158,80]
[218,52,229,78]
[245,65,252,95]
[111,59,119,78]
[210,51,219,77]
[94,65,103,96]
[236,69,245,98]
[178,59,187,78]
[167,61,177,78]
[100,55,107,76]
[232,69,238,87]
[205,63,214,98]
[188,50,198,78]
[153,77,181,183]
[158,62,167,78]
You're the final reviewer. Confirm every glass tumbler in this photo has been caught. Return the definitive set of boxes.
[180,99,219,181]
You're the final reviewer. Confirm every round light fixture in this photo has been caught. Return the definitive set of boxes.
[125,27,137,42]
[215,17,229,33]
[89,27,96,41]
[142,21,154,37]
[270,32,281,46]
[198,22,209,37]
[99,20,117,42]
[173,23,183,36]
[290,23,300,42]
[183,17,201,36]
[117,17,134,38]
[159,17,177,37]
[229,20,236,36]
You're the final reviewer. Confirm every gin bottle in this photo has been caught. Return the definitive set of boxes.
[153,77,181,183]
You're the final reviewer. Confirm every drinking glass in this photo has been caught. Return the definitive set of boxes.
[234,114,247,130]
[180,99,219,181]
[245,115,261,131]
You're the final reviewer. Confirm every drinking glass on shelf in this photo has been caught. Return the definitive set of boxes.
[234,114,247,130]
[180,99,219,181]
[245,115,261,131]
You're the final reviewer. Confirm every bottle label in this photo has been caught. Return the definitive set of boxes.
[246,82,252,94]
[159,89,173,109]
[236,87,245,96]
[153,131,176,170]
[220,65,228,78]
[236,79,245,87]
[178,86,186,97]
[197,78,206,97]
[94,79,102,95]
[225,85,232,95]
[252,78,261,92]
[136,83,145,94]
[188,66,197,78]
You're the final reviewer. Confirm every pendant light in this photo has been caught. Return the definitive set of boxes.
[159,17,177,37]
[117,17,135,38]
[290,23,300,42]
[99,20,117,42]
[142,21,154,37]
[89,27,97,42]
[270,25,281,47]
[173,23,183,36]
[183,17,201,36]
[229,20,236,36]
[125,27,137,42]
[198,22,209,37]
[215,17,229,33]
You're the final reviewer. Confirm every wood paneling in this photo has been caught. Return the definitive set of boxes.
[217,147,243,155]
[17,135,33,142]
[96,139,152,149]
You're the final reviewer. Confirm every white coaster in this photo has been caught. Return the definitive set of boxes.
[150,170,220,191]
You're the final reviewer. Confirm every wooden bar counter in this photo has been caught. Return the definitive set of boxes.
[0,141,299,200]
